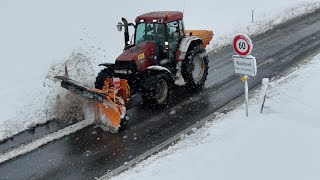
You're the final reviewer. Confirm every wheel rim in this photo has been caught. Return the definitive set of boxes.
[155,79,168,103]
[192,55,205,82]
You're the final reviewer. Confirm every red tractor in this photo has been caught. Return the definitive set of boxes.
[55,11,214,132]
[96,11,213,106]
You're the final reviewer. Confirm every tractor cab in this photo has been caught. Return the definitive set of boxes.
[135,11,185,61]
[117,11,185,67]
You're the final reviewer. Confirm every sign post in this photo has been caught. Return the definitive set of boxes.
[232,34,257,117]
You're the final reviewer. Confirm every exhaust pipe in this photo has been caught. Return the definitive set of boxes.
[122,18,130,49]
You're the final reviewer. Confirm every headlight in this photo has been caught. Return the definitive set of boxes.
[114,69,133,74]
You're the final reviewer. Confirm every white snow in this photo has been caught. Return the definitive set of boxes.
[147,65,171,72]
[0,119,93,164]
[1,0,320,140]
[0,112,94,164]
[108,54,320,180]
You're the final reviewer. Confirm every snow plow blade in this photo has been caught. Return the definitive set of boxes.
[56,76,106,102]
[55,76,129,133]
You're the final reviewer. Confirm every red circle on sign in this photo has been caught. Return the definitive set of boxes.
[233,34,252,56]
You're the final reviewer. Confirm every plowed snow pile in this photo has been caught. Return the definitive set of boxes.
[0,50,97,140]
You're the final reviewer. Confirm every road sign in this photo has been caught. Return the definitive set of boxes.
[232,55,257,76]
[232,34,256,117]
[233,34,253,56]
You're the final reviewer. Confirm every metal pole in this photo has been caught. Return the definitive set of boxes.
[245,76,249,117]
[64,62,69,77]
[252,9,254,23]
[260,78,269,113]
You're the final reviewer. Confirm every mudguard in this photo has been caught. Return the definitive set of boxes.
[146,65,171,73]
[177,36,202,61]
[145,66,175,84]
[98,63,115,69]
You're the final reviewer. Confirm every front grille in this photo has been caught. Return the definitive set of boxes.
[113,61,141,93]
[114,61,137,72]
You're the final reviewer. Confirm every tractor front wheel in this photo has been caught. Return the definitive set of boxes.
[142,72,172,106]
[95,68,113,89]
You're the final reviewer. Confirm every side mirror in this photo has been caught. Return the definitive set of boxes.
[117,22,123,32]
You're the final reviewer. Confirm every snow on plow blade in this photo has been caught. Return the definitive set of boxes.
[55,76,129,133]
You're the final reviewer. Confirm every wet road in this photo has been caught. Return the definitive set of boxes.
[1,9,320,179]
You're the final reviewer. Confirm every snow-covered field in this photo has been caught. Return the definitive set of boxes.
[110,53,320,180]
[1,0,320,140]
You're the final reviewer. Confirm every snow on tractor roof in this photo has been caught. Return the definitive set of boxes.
[135,11,183,24]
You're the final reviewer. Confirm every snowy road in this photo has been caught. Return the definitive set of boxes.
[1,9,320,180]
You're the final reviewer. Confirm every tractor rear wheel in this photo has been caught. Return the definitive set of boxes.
[182,44,209,92]
[142,72,172,106]
[95,68,113,89]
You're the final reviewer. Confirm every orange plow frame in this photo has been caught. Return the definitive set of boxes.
[55,76,130,133]
[90,78,130,132]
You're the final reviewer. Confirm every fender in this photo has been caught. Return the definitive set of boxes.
[176,36,202,61]
[147,65,171,73]
[98,63,115,70]
[146,66,174,80]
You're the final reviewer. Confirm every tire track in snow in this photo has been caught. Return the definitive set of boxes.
[0,119,94,164]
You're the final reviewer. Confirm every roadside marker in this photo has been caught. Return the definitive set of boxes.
[259,78,270,113]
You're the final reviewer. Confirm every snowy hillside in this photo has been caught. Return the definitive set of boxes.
[0,0,320,140]
[110,52,320,180]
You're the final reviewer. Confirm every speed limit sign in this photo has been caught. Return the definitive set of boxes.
[233,34,253,56]
[232,34,256,117]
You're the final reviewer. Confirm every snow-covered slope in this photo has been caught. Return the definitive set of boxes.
[0,0,319,140]
[110,52,320,180]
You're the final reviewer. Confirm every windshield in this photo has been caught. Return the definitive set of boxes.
[135,23,166,45]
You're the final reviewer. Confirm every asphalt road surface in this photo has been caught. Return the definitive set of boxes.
[1,9,320,180]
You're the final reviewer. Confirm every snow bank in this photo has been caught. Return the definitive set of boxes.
[209,1,320,52]
[0,118,94,164]
[110,54,320,180]
[1,0,320,140]
[0,50,97,140]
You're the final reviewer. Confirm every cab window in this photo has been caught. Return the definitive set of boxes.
[135,23,166,45]
[167,21,182,59]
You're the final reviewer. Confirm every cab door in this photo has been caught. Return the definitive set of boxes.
[167,20,183,61]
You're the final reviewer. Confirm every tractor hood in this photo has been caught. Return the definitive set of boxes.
[116,41,156,62]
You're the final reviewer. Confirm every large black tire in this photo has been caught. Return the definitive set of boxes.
[95,68,113,89]
[182,44,209,92]
[142,72,172,106]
